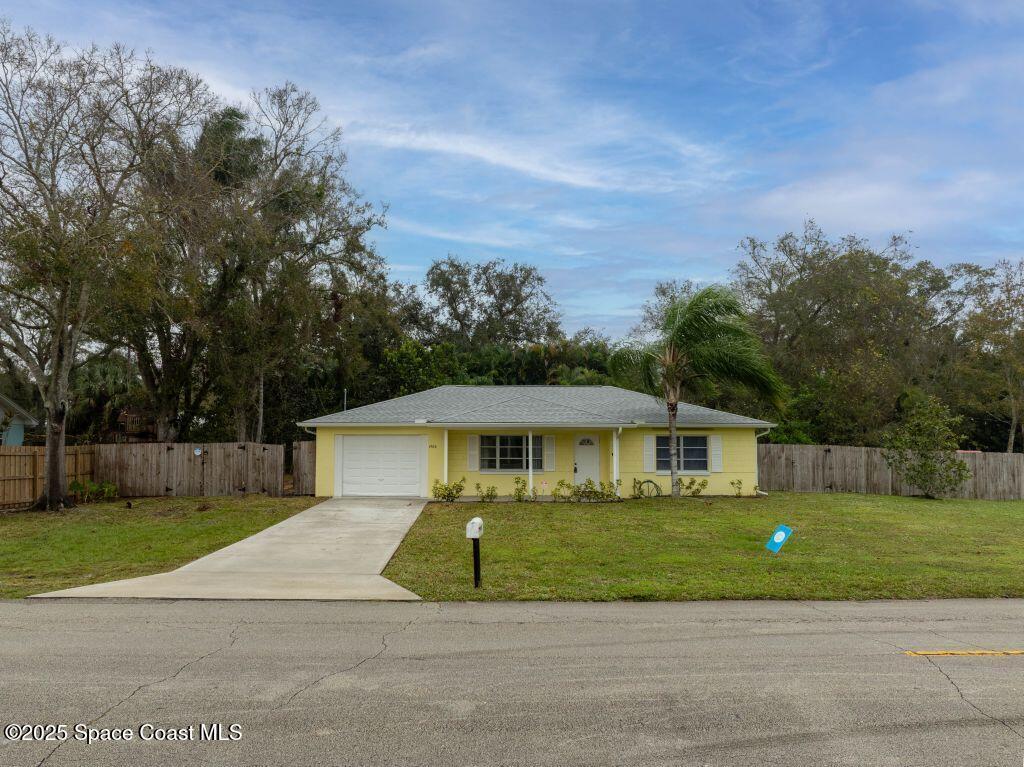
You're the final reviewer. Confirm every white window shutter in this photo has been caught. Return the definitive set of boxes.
[643,434,655,473]
[543,435,555,471]
[467,434,479,471]
[710,435,723,472]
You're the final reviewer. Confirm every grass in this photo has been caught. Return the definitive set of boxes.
[383,492,1024,601]
[0,495,320,598]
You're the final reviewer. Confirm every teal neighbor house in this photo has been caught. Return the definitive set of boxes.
[0,393,38,446]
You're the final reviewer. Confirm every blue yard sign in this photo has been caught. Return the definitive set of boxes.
[766,525,792,553]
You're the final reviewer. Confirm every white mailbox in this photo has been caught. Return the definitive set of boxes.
[466,516,483,540]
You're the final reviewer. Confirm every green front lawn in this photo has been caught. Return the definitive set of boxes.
[384,492,1024,600]
[0,495,320,598]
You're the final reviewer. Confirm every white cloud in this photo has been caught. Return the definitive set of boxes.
[746,44,1024,239]
[717,0,838,85]
[387,216,539,250]
[909,0,1024,23]
[751,168,1009,234]
[345,120,723,194]
[347,124,619,191]
[872,50,1024,113]
[545,212,605,231]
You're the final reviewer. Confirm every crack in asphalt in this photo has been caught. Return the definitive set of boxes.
[34,622,245,767]
[920,655,1024,742]
[143,619,224,634]
[927,628,989,651]
[804,601,1023,742]
[276,615,422,710]
[801,602,911,653]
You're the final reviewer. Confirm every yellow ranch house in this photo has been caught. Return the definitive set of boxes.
[298,385,773,498]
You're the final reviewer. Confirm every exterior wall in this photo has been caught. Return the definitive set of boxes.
[619,427,759,496]
[313,424,760,498]
[1,421,24,446]
[313,426,445,497]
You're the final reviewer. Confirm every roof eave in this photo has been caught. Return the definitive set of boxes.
[434,422,635,428]
[296,420,636,428]
[297,420,775,429]
[0,394,38,426]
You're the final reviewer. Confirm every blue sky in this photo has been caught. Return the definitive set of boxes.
[10,1,1024,335]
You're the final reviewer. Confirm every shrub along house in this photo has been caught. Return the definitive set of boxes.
[298,385,772,498]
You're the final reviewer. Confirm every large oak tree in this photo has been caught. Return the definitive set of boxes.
[0,25,208,507]
[104,86,385,442]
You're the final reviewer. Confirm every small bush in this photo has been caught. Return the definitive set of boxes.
[578,478,600,501]
[69,479,118,504]
[571,478,622,502]
[519,477,621,503]
[729,479,743,497]
[68,479,87,502]
[512,479,536,501]
[675,477,708,497]
[630,478,644,499]
[551,479,574,502]
[432,477,466,502]
[474,483,498,502]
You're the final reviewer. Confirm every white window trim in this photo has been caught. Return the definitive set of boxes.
[654,434,710,475]
[478,434,546,473]
[479,469,549,474]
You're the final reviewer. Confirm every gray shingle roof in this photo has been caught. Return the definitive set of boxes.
[298,386,773,428]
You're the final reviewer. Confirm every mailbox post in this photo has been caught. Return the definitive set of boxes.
[466,516,483,588]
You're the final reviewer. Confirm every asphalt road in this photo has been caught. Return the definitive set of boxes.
[2,599,1023,766]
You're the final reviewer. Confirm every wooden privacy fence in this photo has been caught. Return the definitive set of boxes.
[94,442,284,498]
[0,442,283,508]
[758,443,1024,501]
[292,441,316,495]
[7,440,1022,505]
[0,446,94,509]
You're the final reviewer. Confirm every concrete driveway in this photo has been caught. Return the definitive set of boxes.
[32,498,425,600]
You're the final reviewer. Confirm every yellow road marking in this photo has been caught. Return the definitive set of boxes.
[905,650,1024,657]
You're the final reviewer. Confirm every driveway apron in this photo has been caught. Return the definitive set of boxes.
[32,498,425,600]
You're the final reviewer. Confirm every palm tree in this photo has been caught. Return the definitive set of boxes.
[610,286,785,497]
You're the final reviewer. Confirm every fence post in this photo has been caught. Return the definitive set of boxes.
[32,448,40,501]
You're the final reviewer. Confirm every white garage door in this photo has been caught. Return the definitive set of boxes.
[334,435,424,497]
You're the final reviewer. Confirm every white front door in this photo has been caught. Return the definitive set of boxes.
[574,434,600,485]
[334,435,424,497]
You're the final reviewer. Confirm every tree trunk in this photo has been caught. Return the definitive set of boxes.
[254,372,264,445]
[155,411,179,443]
[668,400,679,497]
[42,402,68,510]
[1008,402,1018,453]
[234,407,248,443]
